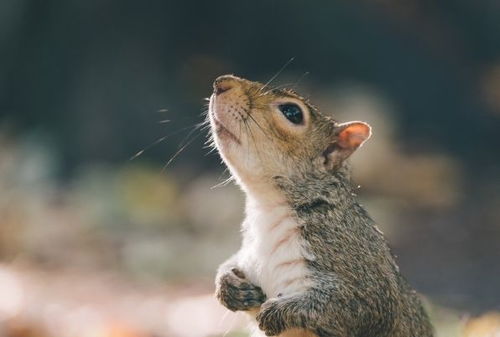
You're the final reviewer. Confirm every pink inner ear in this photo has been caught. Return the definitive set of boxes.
[338,123,371,149]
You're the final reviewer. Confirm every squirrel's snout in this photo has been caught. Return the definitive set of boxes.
[213,75,242,96]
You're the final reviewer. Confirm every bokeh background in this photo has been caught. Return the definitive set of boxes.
[1,1,500,336]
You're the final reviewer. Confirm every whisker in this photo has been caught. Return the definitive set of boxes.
[266,82,296,92]
[176,121,205,150]
[267,72,309,92]
[246,114,269,139]
[211,175,234,189]
[200,123,212,131]
[129,149,146,161]
[205,148,217,156]
[130,138,167,161]
[246,113,277,145]
[261,57,295,92]
[162,132,203,171]
[291,71,310,90]
[129,123,201,161]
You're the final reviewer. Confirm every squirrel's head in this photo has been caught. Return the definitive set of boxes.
[208,75,371,198]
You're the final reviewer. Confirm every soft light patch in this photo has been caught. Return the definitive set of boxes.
[0,267,24,321]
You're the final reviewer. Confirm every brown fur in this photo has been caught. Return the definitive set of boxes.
[211,75,433,337]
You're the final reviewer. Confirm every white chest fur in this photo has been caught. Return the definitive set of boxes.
[238,203,311,298]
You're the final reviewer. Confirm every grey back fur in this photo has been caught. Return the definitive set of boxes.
[272,166,433,337]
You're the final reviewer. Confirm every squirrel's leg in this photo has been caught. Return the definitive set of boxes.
[256,289,343,337]
[215,254,267,312]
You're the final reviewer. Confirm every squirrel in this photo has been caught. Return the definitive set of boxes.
[209,74,433,337]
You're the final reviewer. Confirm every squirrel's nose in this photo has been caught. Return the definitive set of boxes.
[213,75,241,95]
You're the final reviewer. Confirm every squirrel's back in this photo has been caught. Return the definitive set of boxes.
[276,171,433,337]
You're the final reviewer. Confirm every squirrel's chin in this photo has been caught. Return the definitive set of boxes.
[213,121,241,146]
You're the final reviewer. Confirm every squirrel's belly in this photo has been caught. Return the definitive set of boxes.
[241,213,311,298]
[259,236,310,297]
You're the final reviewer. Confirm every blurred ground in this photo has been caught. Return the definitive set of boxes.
[0,107,497,336]
[1,1,500,336]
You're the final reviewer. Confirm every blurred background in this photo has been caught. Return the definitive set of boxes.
[1,1,499,336]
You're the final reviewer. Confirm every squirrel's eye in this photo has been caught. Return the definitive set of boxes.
[279,103,303,124]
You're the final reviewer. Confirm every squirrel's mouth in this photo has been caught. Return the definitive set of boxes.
[213,117,241,145]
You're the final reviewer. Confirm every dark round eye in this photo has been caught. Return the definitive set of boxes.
[278,103,303,124]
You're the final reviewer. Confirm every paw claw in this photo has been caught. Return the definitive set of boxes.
[215,268,266,311]
[231,267,246,279]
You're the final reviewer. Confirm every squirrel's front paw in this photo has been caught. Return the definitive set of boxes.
[256,298,287,336]
[215,268,267,312]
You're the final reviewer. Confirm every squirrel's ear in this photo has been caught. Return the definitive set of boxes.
[323,121,371,170]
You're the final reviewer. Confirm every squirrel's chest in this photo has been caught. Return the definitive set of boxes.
[239,206,311,298]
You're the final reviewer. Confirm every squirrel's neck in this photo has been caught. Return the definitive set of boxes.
[242,180,288,210]
[243,166,357,213]
[275,169,357,212]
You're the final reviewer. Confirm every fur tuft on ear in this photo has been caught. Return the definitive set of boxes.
[323,121,371,170]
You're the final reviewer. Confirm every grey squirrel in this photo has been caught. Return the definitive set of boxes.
[209,75,433,337]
